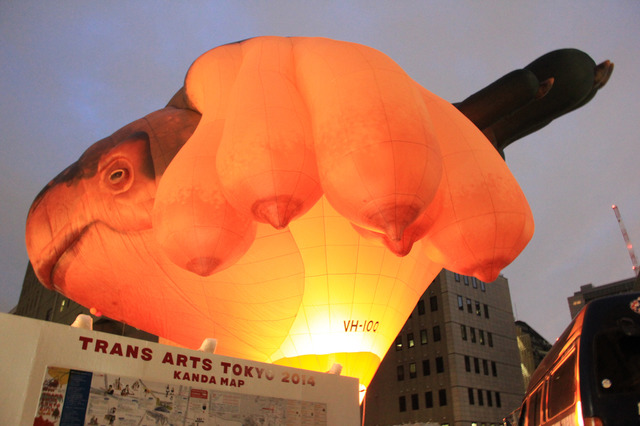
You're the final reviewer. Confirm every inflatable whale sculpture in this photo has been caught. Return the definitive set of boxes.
[25,37,612,391]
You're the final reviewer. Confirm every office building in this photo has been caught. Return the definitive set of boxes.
[567,276,640,318]
[513,321,551,392]
[363,269,523,425]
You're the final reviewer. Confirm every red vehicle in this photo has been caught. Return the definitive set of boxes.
[506,292,640,425]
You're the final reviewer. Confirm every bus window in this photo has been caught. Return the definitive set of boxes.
[547,351,577,419]
[526,386,542,425]
[595,316,640,394]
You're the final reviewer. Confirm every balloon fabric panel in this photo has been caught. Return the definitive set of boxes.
[216,37,321,228]
[292,37,442,241]
[153,119,258,277]
[419,87,534,282]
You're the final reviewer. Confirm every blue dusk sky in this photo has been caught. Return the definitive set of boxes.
[1,1,639,342]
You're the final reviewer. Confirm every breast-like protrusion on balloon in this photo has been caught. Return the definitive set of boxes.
[216,37,322,229]
[152,120,257,276]
[351,186,444,257]
[418,87,534,282]
[292,37,442,242]
[183,42,244,120]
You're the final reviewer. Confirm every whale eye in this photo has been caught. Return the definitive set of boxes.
[103,162,133,193]
[109,168,127,184]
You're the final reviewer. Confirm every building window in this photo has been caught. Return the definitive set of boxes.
[425,391,433,408]
[430,295,438,312]
[475,301,481,316]
[479,329,485,345]
[395,335,403,351]
[496,392,501,408]
[59,298,67,312]
[408,333,415,348]
[464,356,471,372]
[397,365,404,381]
[463,275,469,285]
[411,393,419,410]
[45,308,52,321]
[454,273,460,282]
[487,332,494,347]
[472,277,478,288]
[409,362,417,379]
[433,325,441,342]
[461,324,467,341]
[457,295,464,310]
[483,359,489,375]
[470,327,476,343]
[438,389,447,406]
[487,390,493,407]
[417,299,425,315]
[436,356,444,373]
[466,298,472,313]
[491,361,497,377]
[468,388,475,405]
[480,281,486,292]
[474,357,480,374]
[484,304,490,318]
[420,329,428,345]
[399,396,407,412]
[477,389,484,406]
[422,359,431,376]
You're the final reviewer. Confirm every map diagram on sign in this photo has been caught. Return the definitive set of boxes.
[34,366,327,425]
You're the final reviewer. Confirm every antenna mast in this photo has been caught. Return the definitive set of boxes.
[612,204,639,277]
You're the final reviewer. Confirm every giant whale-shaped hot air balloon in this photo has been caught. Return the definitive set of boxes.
[25,37,612,394]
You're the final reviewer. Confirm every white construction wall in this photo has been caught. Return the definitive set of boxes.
[0,313,359,425]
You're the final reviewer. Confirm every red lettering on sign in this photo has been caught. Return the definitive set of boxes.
[189,356,201,369]
[141,347,153,361]
[79,336,93,350]
[109,343,123,356]
[162,352,174,365]
[255,367,264,378]
[95,339,108,353]
[232,364,242,376]
[125,345,139,358]
[202,358,212,371]
[176,354,187,367]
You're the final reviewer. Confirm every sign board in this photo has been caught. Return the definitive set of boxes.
[0,313,359,425]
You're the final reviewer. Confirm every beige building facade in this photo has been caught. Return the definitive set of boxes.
[363,270,524,426]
